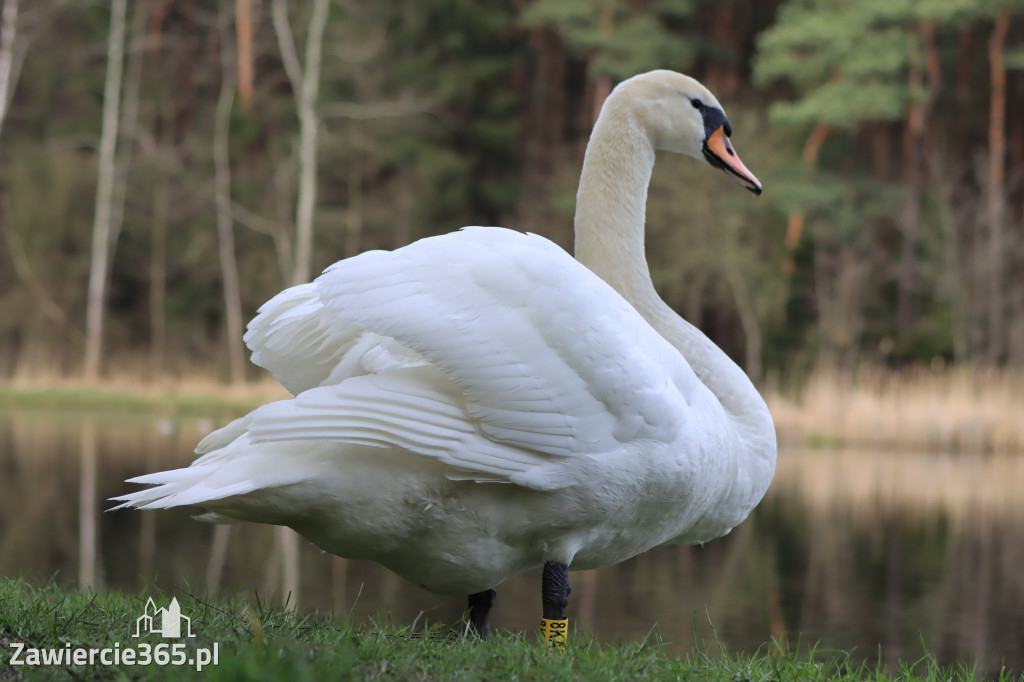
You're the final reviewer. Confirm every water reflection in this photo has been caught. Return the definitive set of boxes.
[1,411,1021,674]
[78,418,99,590]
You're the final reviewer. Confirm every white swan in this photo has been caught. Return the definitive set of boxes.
[113,70,776,644]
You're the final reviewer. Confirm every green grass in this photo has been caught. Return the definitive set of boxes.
[1,578,1019,681]
[0,383,269,418]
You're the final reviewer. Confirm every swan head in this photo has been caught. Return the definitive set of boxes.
[609,70,762,195]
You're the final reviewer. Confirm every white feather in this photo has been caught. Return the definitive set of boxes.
[114,70,777,597]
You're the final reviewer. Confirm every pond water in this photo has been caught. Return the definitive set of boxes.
[2,410,1022,675]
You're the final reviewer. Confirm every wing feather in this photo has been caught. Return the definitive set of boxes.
[231,227,686,486]
[313,227,685,459]
[247,365,567,488]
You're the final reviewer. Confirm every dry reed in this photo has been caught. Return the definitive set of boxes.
[4,364,1023,453]
[1,366,290,412]
[766,366,1024,454]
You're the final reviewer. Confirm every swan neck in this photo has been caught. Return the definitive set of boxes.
[573,96,776,467]
[573,107,656,304]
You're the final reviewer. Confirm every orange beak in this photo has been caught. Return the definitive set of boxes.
[702,126,762,195]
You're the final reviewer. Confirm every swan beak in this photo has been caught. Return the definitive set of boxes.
[702,126,762,195]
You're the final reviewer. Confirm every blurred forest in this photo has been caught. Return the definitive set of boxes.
[1,0,1023,384]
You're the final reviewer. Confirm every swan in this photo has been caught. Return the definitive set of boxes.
[113,69,776,647]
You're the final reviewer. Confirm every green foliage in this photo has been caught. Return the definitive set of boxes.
[753,0,915,128]
[754,0,1024,129]
[371,0,529,231]
[1,578,1018,682]
[1005,47,1024,70]
[768,79,908,129]
[521,0,697,79]
[2,0,1024,376]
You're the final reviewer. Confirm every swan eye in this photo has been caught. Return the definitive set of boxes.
[690,98,704,110]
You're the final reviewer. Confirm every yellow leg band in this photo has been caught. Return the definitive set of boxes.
[540,617,568,651]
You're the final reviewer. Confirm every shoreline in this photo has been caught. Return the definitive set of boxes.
[0,375,290,418]
[3,366,1022,454]
[765,366,1024,454]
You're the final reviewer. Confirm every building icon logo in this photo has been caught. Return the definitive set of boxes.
[132,597,195,639]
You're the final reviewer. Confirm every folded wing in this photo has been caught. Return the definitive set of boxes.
[231,227,689,488]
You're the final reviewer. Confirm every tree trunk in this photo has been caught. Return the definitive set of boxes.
[0,0,19,141]
[108,0,149,276]
[986,10,1009,365]
[705,1,738,98]
[273,0,330,286]
[956,27,974,159]
[205,525,232,596]
[896,22,938,336]
[344,146,363,258]
[723,250,763,382]
[272,158,295,285]
[293,0,329,284]
[215,0,245,385]
[590,0,613,126]
[523,28,564,182]
[270,0,332,610]
[394,163,413,248]
[783,123,829,275]
[149,179,168,375]
[234,0,253,112]
[79,419,101,590]
[83,0,127,380]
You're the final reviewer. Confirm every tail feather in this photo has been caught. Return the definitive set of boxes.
[109,465,257,511]
[110,434,336,514]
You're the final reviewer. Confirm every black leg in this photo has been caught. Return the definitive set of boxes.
[467,588,496,640]
[541,562,571,618]
[540,562,571,649]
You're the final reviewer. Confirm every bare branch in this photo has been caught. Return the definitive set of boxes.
[321,97,438,121]
[1,220,83,344]
[986,9,1009,364]
[108,0,150,259]
[83,0,127,380]
[231,200,279,236]
[215,0,245,384]
[271,0,302,96]
[0,0,19,138]
[290,0,329,286]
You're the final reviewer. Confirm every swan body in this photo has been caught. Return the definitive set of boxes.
[114,70,776,616]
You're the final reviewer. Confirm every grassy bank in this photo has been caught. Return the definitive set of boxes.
[0,376,288,418]
[0,578,1018,682]
[3,365,1023,453]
